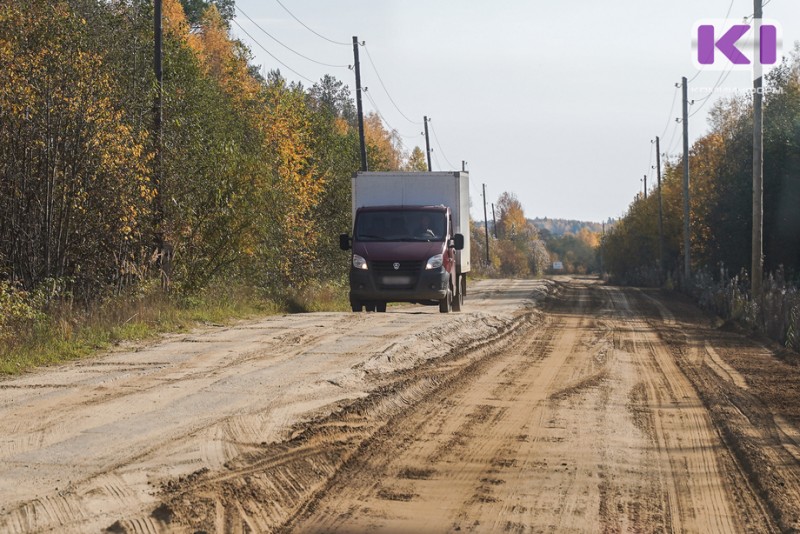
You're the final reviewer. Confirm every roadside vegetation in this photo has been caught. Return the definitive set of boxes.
[470,192,550,279]
[602,47,800,350]
[0,0,412,373]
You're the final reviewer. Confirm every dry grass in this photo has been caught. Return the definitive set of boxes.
[0,280,349,375]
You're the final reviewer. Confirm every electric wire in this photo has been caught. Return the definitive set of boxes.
[429,122,457,170]
[666,119,681,156]
[230,18,316,84]
[689,65,733,118]
[363,89,418,140]
[660,86,680,140]
[273,0,351,46]
[235,5,348,68]
[686,0,736,84]
[362,44,422,126]
[431,148,444,172]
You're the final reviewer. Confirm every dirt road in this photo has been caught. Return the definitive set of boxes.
[3,278,800,532]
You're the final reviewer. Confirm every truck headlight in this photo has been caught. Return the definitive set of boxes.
[352,254,368,270]
[425,254,443,270]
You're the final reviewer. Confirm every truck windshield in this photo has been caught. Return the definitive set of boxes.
[355,210,446,242]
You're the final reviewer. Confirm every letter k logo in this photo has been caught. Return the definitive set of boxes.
[698,24,751,65]
[696,22,779,67]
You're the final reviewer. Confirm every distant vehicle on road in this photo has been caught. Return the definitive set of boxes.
[340,171,470,313]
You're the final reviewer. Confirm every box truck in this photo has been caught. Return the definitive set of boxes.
[339,171,471,313]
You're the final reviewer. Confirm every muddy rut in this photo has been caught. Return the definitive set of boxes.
[3,278,800,533]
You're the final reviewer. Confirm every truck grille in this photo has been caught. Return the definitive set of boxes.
[371,260,422,290]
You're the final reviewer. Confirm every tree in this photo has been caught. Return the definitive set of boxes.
[403,147,428,172]
[490,192,550,278]
[496,192,527,239]
[180,0,234,28]
[364,113,403,171]
[0,0,153,297]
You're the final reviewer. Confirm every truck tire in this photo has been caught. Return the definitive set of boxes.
[351,301,363,312]
[452,276,463,312]
[439,287,452,313]
[376,302,387,313]
[364,303,376,312]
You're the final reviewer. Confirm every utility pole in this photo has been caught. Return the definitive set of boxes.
[655,136,665,280]
[352,36,367,172]
[482,184,490,266]
[600,221,605,275]
[682,76,691,282]
[643,174,647,200]
[491,203,498,238]
[153,0,166,283]
[752,0,764,301]
[423,116,432,172]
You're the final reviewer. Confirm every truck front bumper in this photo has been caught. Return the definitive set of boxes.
[349,266,449,303]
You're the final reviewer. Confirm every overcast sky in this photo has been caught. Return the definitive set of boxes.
[232,0,800,223]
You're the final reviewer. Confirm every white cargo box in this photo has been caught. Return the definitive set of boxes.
[352,171,471,273]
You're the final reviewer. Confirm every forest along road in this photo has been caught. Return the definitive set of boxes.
[3,279,800,533]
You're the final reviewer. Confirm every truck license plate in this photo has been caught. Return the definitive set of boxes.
[382,275,411,285]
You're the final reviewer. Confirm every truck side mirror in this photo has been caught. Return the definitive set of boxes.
[339,233,352,251]
[452,233,465,250]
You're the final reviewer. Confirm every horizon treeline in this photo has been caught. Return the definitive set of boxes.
[603,48,800,286]
[0,0,425,303]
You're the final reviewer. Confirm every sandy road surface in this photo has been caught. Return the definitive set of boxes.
[0,279,547,533]
[284,281,774,533]
[4,278,800,533]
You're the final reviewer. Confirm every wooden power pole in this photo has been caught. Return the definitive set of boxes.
[424,116,432,172]
[682,76,691,282]
[352,36,367,172]
[153,0,166,284]
[482,184,490,266]
[656,136,665,279]
[752,0,764,300]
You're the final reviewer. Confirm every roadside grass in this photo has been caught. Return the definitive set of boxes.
[0,281,349,375]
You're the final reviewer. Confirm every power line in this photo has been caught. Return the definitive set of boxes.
[429,121,457,170]
[685,1,736,84]
[666,119,681,156]
[235,5,348,68]
[689,65,733,118]
[273,0,350,46]
[431,147,444,171]
[363,89,418,139]
[361,44,422,126]
[660,86,680,139]
[230,18,316,84]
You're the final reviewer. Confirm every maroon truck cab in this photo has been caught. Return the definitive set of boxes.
[340,205,464,313]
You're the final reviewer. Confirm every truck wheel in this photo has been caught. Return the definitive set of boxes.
[351,300,363,312]
[376,302,387,312]
[452,277,463,312]
[364,303,376,312]
[439,288,452,313]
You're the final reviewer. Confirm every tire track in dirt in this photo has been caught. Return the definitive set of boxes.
[157,306,547,532]
[605,287,745,533]
[636,288,800,533]
[0,281,547,533]
[278,281,763,533]
[0,279,550,533]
